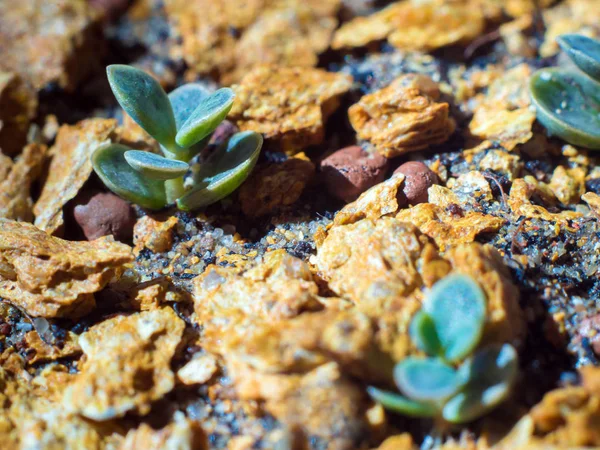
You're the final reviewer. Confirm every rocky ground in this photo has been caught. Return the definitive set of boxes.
[2,0,600,449]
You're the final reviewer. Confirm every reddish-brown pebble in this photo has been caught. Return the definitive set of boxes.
[74,192,136,241]
[320,145,389,203]
[0,323,11,336]
[394,161,439,205]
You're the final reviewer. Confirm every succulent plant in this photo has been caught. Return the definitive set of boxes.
[92,65,263,210]
[368,274,518,424]
[530,34,600,150]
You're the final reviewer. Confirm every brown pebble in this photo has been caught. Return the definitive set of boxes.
[394,161,439,206]
[74,192,136,241]
[0,323,11,336]
[320,145,389,203]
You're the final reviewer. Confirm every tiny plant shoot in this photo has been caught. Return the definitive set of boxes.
[530,34,600,150]
[368,274,518,424]
[92,65,263,210]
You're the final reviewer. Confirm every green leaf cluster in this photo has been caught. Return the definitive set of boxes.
[368,274,518,424]
[530,34,600,149]
[92,65,263,210]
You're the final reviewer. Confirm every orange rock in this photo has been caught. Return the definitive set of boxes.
[120,412,207,449]
[0,0,104,91]
[229,65,352,154]
[0,220,133,318]
[133,215,179,254]
[349,75,454,158]
[33,119,120,235]
[332,0,485,52]
[0,72,37,156]
[239,157,315,217]
[0,144,47,222]
[165,0,340,83]
[63,308,185,420]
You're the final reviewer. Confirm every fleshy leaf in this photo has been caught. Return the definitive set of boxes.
[367,386,438,418]
[409,311,442,357]
[107,65,177,149]
[168,83,210,130]
[124,150,189,180]
[176,131,263,210]
[424,274,486,362]
[394,357,464,402]
[175,88,235,148]
[443,344,518,423]
[530,68,600,150]
[92,144,167,210]
[557,34,600,82]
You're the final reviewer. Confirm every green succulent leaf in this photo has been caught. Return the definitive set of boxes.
[442,344,518,423]
[124,150,189,180]
[424,274,486,363]
[176,131,263,211]
[557,34,600,82]
[530,68,600,150]
[92,144,167,210]
[107,65,177,149]
[409,311,443,357]
[394,357,464,402]
[168,83,210,129]
[175,88,235,148]
[367,386,438,418]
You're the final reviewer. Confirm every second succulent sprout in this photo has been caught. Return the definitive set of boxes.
[92,65,263,211]
[368,274,518,424]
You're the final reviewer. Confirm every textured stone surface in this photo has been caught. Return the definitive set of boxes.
[229,65,352,154]
[0,220,133,318]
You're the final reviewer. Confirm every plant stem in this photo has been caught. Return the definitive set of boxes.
[163,143,189,206]
[165,176,185,205]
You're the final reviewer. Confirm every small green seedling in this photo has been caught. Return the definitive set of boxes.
[92,65,263,210]
[530,34,600,150]
[368,274,518,424]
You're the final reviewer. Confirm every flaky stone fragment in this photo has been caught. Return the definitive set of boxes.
[165,0,340,83]
[34,119,120,234]
[508,178,583,225]
[541,0,600,57]
[349,74,454,158]
[524,373,600,446]
[229,65,352,154]
[0,365,124,449]
[223,3,340,84]
[0,143,47,221]
[504,0,557,17]
[239,156,315,217]
[314,218,430,306]
[0,220,133,318]
[228,361,372,450]
[0,72,37,155]
[333,173,405,226]
[23,329,81,365]
[177,353,218,385]
[120,412,207,450]
[548,166,586,205]
[469,107,536,151]
[332,0,485,51]
[0,0,104,91]
[133,215,179,254]
[228,309,394,383]
[193,250,323,355]
[63,308,185,420]
[582,192,600,218]
[396,203,505,251]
